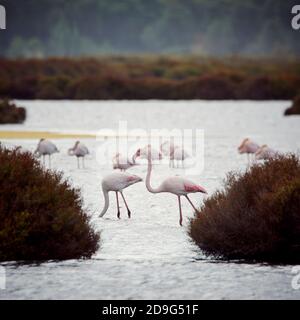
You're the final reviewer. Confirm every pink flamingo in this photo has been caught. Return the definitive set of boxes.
[99,172,142,219]
[34,138,59,168]
[160,140,190,168]
[112,152,138,172]
[144,147,207,226]
[255,145,277,160]
[136,144,162,161]
[68,141,89,169]
[238,138,260,163]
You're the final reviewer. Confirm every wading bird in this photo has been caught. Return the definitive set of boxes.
[161,141,190,168]
[68,141,89,168]
[171,146,190,168]
[136,144,162,161]
[34,138,59,168]
[145,146,207,226]
[255,145,277,160]
[238,138,260,163]
[99,172,142,219]
[112,152,138,171]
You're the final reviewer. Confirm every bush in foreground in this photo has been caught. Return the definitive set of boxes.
[189,154,300,264]
[0,99,26,124]
[0,146,99,262]
[284,95,300,115]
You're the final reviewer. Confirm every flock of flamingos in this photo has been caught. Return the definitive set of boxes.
[18,137,277,226]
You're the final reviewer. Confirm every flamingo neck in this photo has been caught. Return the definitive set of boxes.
[99,188,109,217]
[146,157,162,194]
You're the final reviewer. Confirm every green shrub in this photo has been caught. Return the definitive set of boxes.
[189,154,300,264]
[0,146,99,262]
[0,99,26,124]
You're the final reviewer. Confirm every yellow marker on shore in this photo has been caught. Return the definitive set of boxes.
[0,131,96,140]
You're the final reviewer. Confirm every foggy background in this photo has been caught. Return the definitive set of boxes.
[0,0,299,58]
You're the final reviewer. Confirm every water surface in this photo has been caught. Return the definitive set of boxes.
[0,100,299,299]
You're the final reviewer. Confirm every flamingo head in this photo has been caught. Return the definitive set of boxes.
[238,138,249,153]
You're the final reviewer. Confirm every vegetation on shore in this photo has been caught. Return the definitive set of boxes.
[189,154,300,264]
[284,95,300,116]
[0,146,100,262]
[0,99,26,124]
[0,57,300,100]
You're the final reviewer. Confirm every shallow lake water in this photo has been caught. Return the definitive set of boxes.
[0,100,300,299]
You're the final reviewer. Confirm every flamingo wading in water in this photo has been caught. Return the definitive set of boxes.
[99,172,142,219]
[238,138,260,163]
[34,138,59,168]
[136,144,162,161]
[255,145,277,160]
[144,147,207,226]
[112,152,138,171]
[161,140,190,168]
[68,141,89,168]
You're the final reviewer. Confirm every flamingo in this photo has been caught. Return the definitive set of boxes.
[99,172,142,218]
[161,140,175,167]
[34,138,59,168]
[171,146,190,168]
[145,147,207,226]
[161,140,175,156]
[137,144,162,161]
[68,141,89,168]
[112,152,138,171]
[238,138,260,163]
[255,145,277,160]
[161,141,190,167]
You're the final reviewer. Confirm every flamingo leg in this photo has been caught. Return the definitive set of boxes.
[82,157,85,169]
[49,155,51,169]
[43,155,45,167]
[120,192,131,218]
[116,192,120,219]
[247,153,251,167]
[185,195,200,214]
[170,159,174,168]
[77,157,80,169]
[178,196,183,226]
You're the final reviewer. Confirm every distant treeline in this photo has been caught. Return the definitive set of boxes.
[0,0,299,57]
[0,56,300,100]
